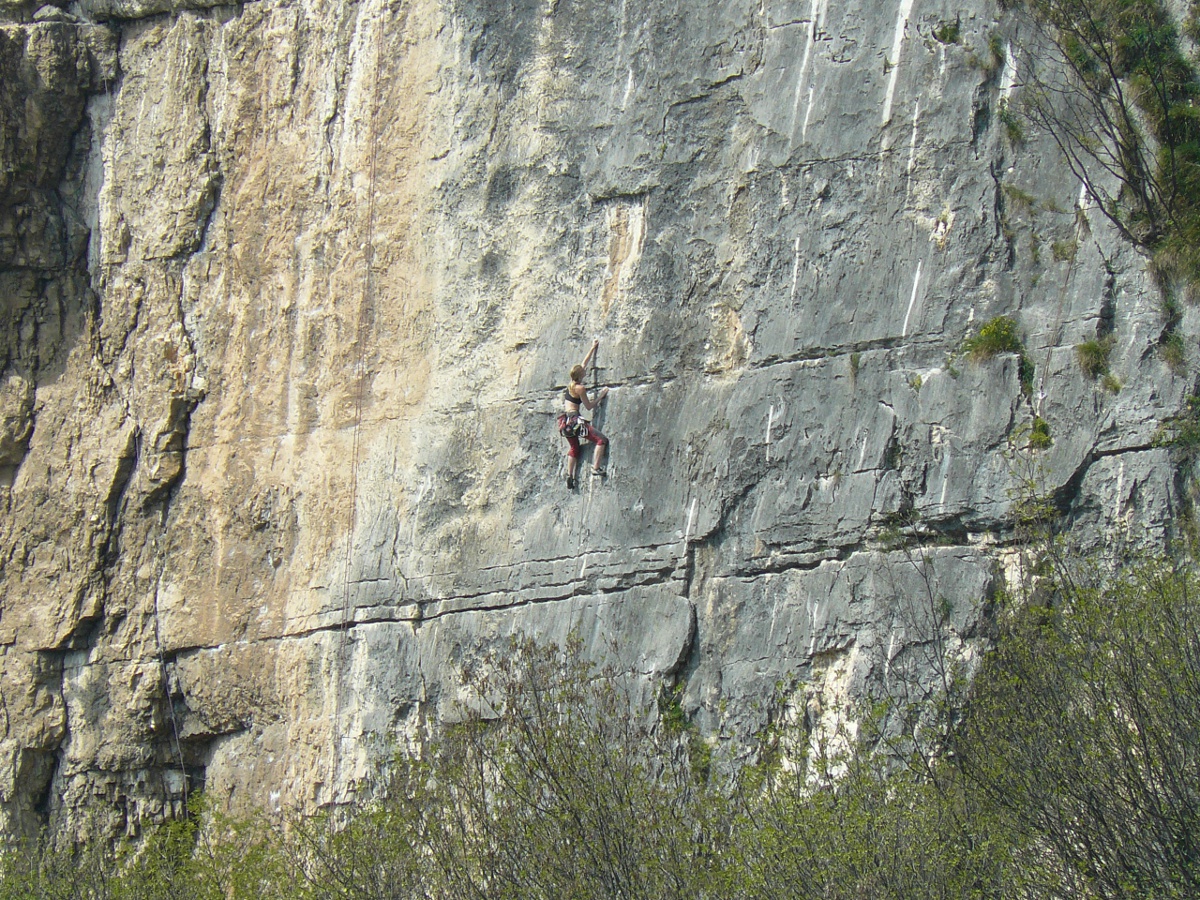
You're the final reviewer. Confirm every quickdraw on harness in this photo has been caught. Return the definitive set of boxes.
[557,412,590,440]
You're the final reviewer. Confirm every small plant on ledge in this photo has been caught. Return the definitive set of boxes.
[962,316,1035,395]
[1075,336,1114,379]
[1030,416,1053,449]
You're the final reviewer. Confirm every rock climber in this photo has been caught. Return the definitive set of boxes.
[558,339,610,489]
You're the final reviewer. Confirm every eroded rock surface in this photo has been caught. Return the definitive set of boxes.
[1,0,1195,837]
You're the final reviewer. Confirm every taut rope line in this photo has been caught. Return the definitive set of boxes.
[329,6,384,808]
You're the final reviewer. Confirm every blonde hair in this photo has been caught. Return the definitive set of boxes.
[569,364,586,383]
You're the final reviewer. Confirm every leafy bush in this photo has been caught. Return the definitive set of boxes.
[1050,237,1078,261]
[957,556,1200,899]
[998,104,1025,144]
[335,637,721,900]
[1156,393,1200,452]
[1001,183,1037,213]
[1020,0,1200,286]
[962,316,1022,359]
[725,715,1010,900]
[933,20,961,44]
[1029,415,1053,448]
[0,800,291,900]
[1162,329,1187,373]
[7,552,1200,900]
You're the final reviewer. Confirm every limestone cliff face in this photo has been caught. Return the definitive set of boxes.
[0,0,1192,836]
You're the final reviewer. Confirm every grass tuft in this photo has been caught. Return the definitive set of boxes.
[1075,336,1114,378]
[962,316,1033,396]
[934,20,961,44]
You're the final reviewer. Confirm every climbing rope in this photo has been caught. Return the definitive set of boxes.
[570,339,604,604]
[328,6,384,808]
[1034,203,1086,418]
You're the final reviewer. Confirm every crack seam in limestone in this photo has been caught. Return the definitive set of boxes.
[386,561,684,607]
[397,557,681,588]
[90,536,998,664]
[707,533,1000,583]
[471,542,679,571]
[391,561,686,588]
[663,70,745,118]
[1091,440,1160,460]
[152,574,688,658]
[286,540,690,594]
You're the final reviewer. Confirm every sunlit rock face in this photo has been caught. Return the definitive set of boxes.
[0,0,1190,837]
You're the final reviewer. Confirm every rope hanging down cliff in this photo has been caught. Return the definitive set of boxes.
[328,11,385,805]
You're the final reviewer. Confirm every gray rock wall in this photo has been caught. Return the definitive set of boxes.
[0,0,1194,836]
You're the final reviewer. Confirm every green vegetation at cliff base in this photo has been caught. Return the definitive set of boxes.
[4,551,1199,899]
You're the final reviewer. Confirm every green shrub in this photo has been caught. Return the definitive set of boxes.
[933,20,961,44]
[962,316,1022,359]
[1050,237,1078,261]
[1162,329,1187,373]
[962,316,1034,395]
[0,800,292,900]
[966,30,1006,74]
[1001,183,1036,213]
[370,637,720,900]
[988,32,1006,67]
[726,711,1010,900]
[1075,336,1113,378]
[1156,393,1200,452]
[998,104,1025,144]
[1030,416,1053,449]
[1022,0,1200,291]
[958,556,1200,899]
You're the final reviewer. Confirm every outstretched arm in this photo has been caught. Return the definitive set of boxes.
[580,338,599,376]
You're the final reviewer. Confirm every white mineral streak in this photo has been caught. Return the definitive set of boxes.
[790,0,820,143]
[881,0,916,128]
[906,100,920,176]
[999,43,1019,105]
[902,259,923,336]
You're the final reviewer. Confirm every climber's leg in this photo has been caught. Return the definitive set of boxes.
[566,435,580,488]
[585,425,608,476]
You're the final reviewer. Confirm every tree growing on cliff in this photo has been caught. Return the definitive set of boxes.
[1013,0,1200,284]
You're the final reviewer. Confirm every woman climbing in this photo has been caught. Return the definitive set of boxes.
[558,339,610,490]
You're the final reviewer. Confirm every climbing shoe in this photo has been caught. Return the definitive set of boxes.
[591,467,607,479]
[566,473,577,490]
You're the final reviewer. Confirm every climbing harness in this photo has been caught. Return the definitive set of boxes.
[1034,199,1086,415]
[557,412,590,440]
